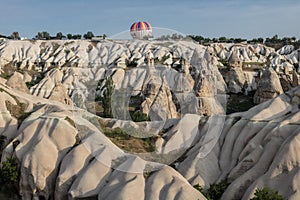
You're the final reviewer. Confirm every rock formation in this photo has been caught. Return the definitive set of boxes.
[1,74,300,200]
[0,39,300,200]
[0,83,206,200]
[5,72,30,93]
[228,50,242,68]
[254,67,284,103]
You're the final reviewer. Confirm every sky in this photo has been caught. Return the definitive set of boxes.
[0,0,299,39]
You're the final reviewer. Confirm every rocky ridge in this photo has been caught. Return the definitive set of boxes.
[0,40,299,106]
[1,67,300,199]
[0,39,300,199]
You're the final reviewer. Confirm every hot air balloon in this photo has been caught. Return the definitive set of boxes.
[130,21,152,40]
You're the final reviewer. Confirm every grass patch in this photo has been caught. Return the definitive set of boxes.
[64,116,76,128]
[102,127,156,153]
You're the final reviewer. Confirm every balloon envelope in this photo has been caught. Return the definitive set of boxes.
[130,22,152,39]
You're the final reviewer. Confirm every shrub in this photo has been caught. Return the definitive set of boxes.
[131,111,149,122]
[194,180,229,200]
[0,157,20,198]
[126,59,138,68]
[83,31,94,39]
[0,157,19,184]
[102,127,156,153]
[103,127,130,140]
[67,34,73,39]
[250,187,284,200]
[193,184,204,193]
[56,32,63,40]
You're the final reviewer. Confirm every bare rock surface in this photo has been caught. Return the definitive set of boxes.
[0,83,206,200]
[1,40,300,200]
[5,72,29,93]
[254,67,284,103]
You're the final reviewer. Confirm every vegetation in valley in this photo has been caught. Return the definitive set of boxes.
[128,95,150,122]
[2,30,299,50]
[0,157,20,199]
[102,127,156,153]
[194,182,284,200]
[131,111,149,122]
[194,180,229,200]
[250,187,284,200]
[187,34,299,49]
[99,77,114,118]
[226,92,256,114]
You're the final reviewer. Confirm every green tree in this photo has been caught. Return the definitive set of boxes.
[257,38,264,43]
[103,34,107,40]
[271,34,279,42]
[188,35,205,43]
[36,32,42,39]
[250,187,284,200]
[83,31,94,39]
[56,32,63,39]
[11,32,20,40]
[234,38,247,43]
[100,77,114,118]
[43,32,50,40]
[212,38,218,42]
[249,38,259,43]
[67,33,73,39]
[194,180,229,200]
[219,36,227,43]
[35,31,50,40]
[72,34,82,39]
[0,34,9,39]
